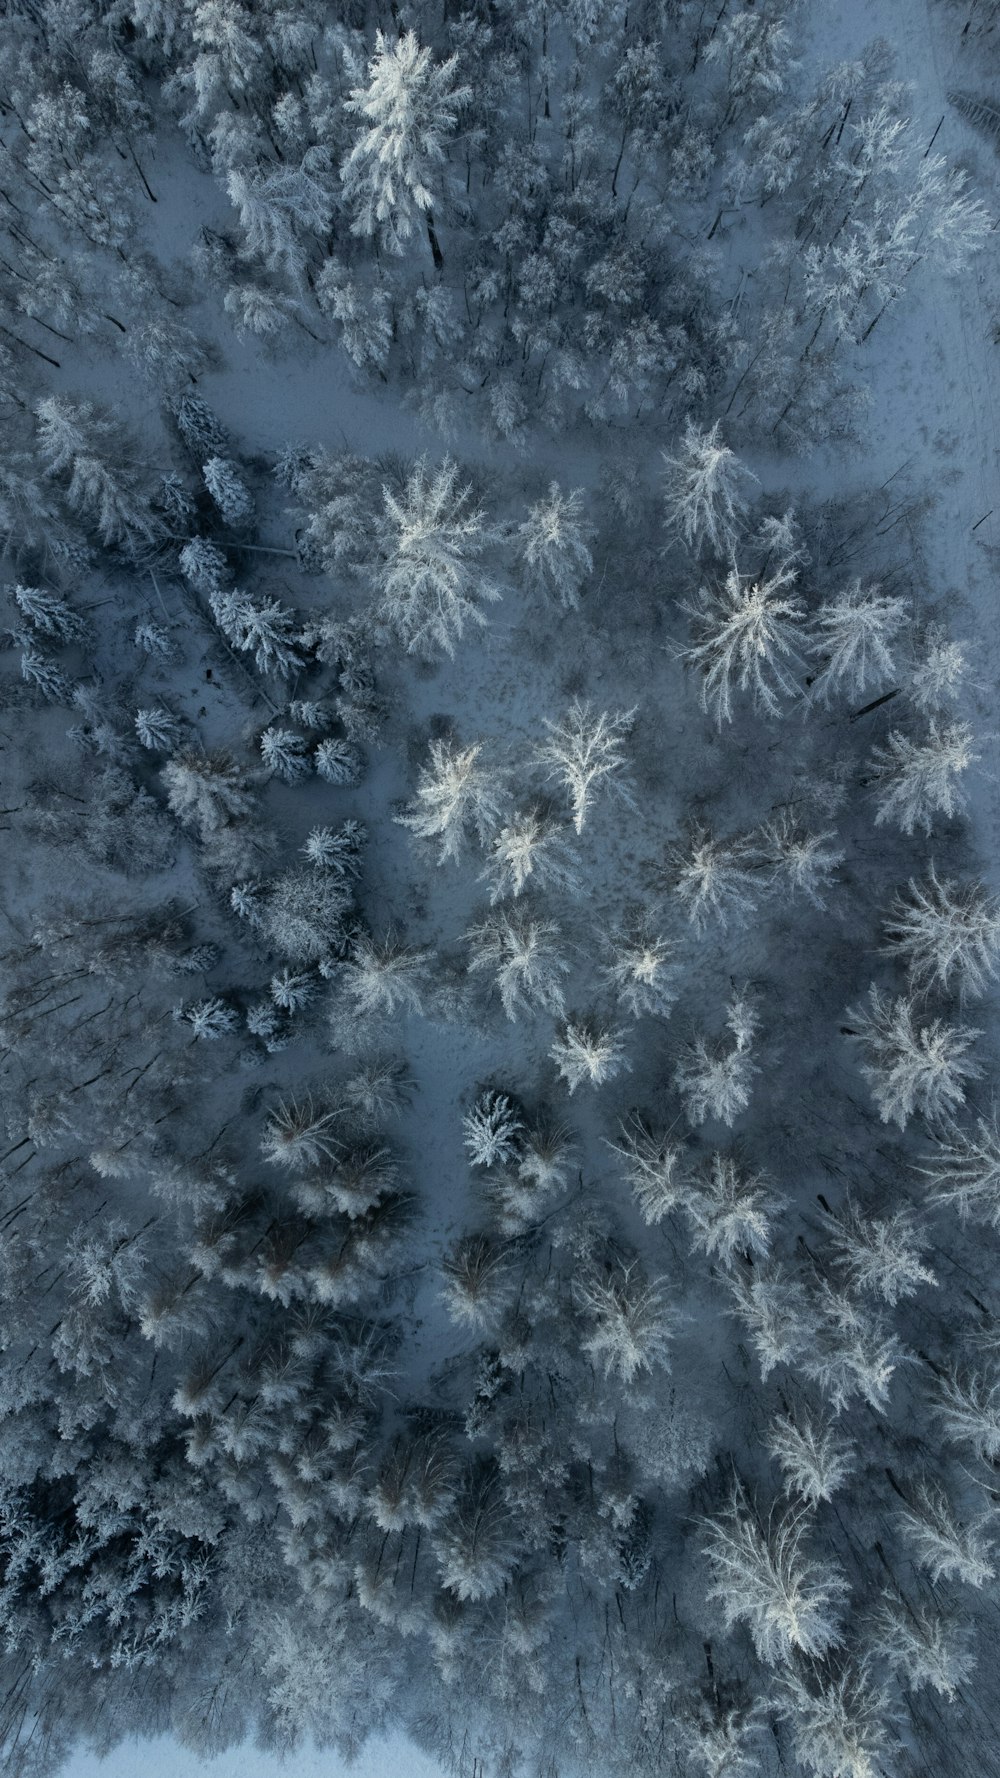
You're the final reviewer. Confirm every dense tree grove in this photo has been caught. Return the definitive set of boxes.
[0,2,999,1777]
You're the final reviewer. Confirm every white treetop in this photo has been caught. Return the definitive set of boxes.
[398,738,506,864]
[847,985,981,1127]
[340,30,469,258]
[661,418,756,556]
[538,699,637,834]
[518,482,594,608]
[682,559,806,724]
[870,721,978,835]
[376,457,500,658]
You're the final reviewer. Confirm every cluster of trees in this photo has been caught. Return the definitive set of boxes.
[0,3,998,1778]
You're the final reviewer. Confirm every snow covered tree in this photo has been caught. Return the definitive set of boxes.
[808,579,909,704]
[884,867,1000,998]
[375,458,500,658]
[462,1089,523,1169]
[897,1477,996,1587]
[701,1490,847,1665]
[11,584,88,643]
[398,739,506,864]
[661,419,756,557]
[135,706,182,751]
[909,623,970,714]
[162,748,255,837]
[729,1262,815,1380]
[780,1666,895,1778]
[574,1258,675,1386]
[667,824,762,930]
[34,395,158,550]
[846,986,981,1127]
[935,1363,1000,1462]
[203,457,254,527]
[180,997,237,1041]
[261,1095,342,1170]
[440,1234,512,1333]
[870,721,978,835]
[315,737,363,785]
[601,912,677,1018]
[209,588,303,677]
[260,726,310,783]
[606,1117,687,1224]
[434,1463,517,1602]
[340,30,470,265]
[466,908,568,1021]
[537,699,636,835]
[674,996,760,1127]
[482,808,579,902]
[919,1109,1000,1227]
[758,813,844,908]
[868,1594,975,1699]
[20,645,71,702]
[517,483,594,609]
[550,1019,630,1094]
[172,392,229,460]
[179,537,230,593]
[682,558,806,724]
[822,1198,936,1305]
[263,868,353,964]
[340,933,430,1020]
[687,1152,780,1265]
[768,1410,854,1505]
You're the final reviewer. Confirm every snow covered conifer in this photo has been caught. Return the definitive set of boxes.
[435,1463,516,1602]
[172,392,229,461]
[203,456,254,527]
[758,814,844,909]
[162,748,256,837]
[315,737,363,785]
[808,579,909,704]
[11,584,88,644]
[822,1198,936,1305]
[20,645,71,703]
[682,558,806,723]
[780,1666,895,1778]
[135,707,181,751]
[466,908,568,1021]
[261,1095,342,1170]
[340,30,470,264]
[263,868,353,964]
[398,739,506,864]
[868,1595,974,1699]
[376,458,500,658]
[935,1365,1000,1462]
[661,419,756,557]
[260,726,310,783]
[538,699,636,835]
[846,985,981,1127]
[179,537,230,593]
[462,1089,523,1169]
[551,1020,630,1095]
[870,721,977,835]
[180,997,237,1041]
[518,483,594,609]
[919,1110,1000,1226]
[701,1489,846,1665]
[440,1234,512,1333]
[884,867,1000,998]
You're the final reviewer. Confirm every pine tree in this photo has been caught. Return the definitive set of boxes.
[11,584,88,643]
[780,1666,895,1778]
[919,1110,1000,1227]
[315,737,364,785]
[260,726,310,782]
[601,913,677,1018]
[179,537,230,593]
[822,1198,936,1305]
[674,996,760,1127]
[768,1409,854,1505]
[203,456,254,527]
[481,808,579,902]
[340,30,470,264]
[808,579,909,704]
[340,934,430,1019]
[162,748,256,837]
[758,813,844,909]
[135,707,182,751]
[462,1089,523,1169]
[667,825,761,930]
[897,1477,996,1587]
[440,1234,512,1332]
[687,1152,779,1264]
[574,1257,675,1386]
[606,1117,687,1224]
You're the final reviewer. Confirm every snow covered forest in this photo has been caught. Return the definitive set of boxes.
[3,0,1000,1775]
